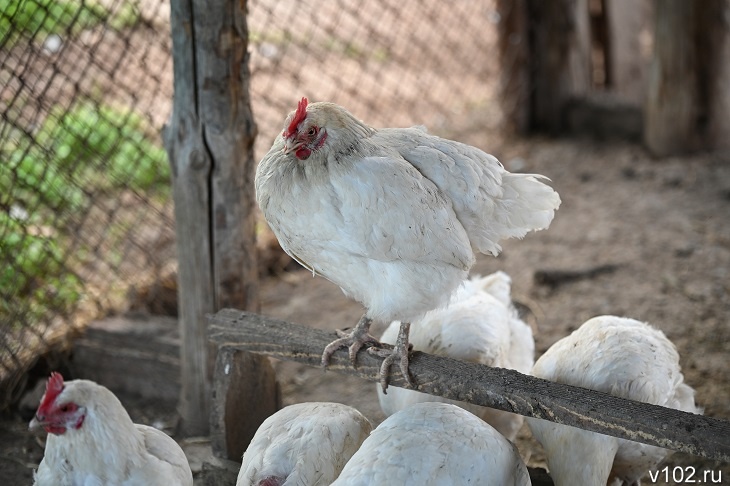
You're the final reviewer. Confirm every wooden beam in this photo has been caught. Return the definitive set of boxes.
[208,309,730,463]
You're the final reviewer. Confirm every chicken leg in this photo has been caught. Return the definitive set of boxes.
[368,321,415,393]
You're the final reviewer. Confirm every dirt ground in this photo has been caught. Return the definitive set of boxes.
[2,137,729,484]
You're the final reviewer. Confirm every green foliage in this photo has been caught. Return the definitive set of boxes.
[0,211,83,323]
[41,101,170,193]
[0,0,140,45]
[3,135,86,214]
[1,99,169,324]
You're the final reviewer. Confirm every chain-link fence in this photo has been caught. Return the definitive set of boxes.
[4,0,629,407]
[248,0,506,159]
[1,0,175,405]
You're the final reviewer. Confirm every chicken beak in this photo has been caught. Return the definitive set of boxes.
[29,415,47,434]
[282,139,303,155]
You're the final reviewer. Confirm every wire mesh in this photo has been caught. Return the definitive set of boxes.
[1,0,175,405]
[248,0,506,159]
[0,0,545,407]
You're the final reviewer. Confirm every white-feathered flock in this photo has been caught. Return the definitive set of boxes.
[30,99,703,485]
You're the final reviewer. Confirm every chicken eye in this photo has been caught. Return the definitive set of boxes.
[59,403,76,413]
[308,127,317,136]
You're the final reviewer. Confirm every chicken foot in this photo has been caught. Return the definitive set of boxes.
[321,315,381,368]
[368,321,415,393]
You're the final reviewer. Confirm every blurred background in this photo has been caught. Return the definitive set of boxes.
[1,0,729,483]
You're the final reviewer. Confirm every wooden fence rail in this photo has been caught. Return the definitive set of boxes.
[207,308,730,463]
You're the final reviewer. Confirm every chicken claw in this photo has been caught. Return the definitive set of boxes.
[368,321,415,393]
[321,315,379,367]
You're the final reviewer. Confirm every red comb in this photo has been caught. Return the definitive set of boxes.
[38,372,64,413]
[284,97,308,138]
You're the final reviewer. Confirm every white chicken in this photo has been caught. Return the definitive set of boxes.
[331,402,531,486]
[29,372,193,486]
[256,97,560,390]
[236,402,372,486]
[377,271,534,441]
[526,316,701,486]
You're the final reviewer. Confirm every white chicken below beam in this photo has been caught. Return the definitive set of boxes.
[331,402,532,486]
[236,402,372,486]
[526,316,702,486]
[29,372,193,486]
[256,97,560,392]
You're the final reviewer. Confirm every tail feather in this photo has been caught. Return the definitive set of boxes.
[472,173,560,255]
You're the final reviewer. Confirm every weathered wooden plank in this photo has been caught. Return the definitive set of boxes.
[164,0,216,437]
[208,309,730,463]
[71,316,180,402]
[211,346,280,461]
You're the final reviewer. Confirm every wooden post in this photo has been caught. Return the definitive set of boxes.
[604,0,652,105]
[496,0,530,133]
[497,0,591,133]
[644,0,698,156]
[645,0,730,155]
[527,0,591,133]
[697,0,730,150]
[164,0,278,447]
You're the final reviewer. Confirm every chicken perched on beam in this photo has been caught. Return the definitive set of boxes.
[256,97,560,391]
[30,372,193,486]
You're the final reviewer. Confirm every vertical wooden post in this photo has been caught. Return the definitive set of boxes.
[527,0,591,133]
[644,0,697,156]
[496,0,530,133]
[697,0,730,151]
[164,0,278,445]
[645,0,730,155]
[496,0,591,134]
[604,0,652,105]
